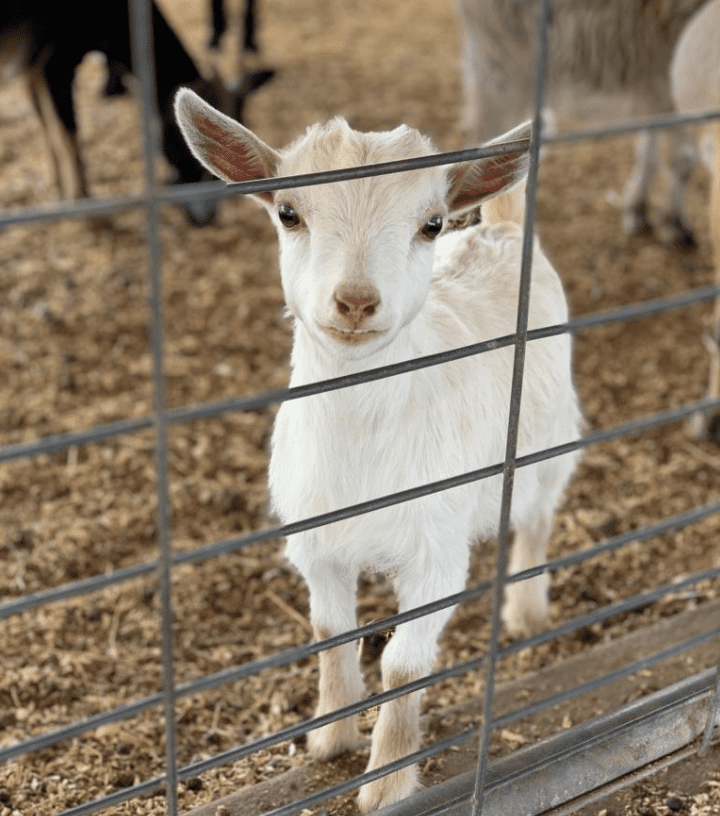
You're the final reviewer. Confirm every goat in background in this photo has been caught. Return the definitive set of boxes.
[208,0,257,51]
[455,0,705,249]
[0,0,273,225]
[671,0,720,440]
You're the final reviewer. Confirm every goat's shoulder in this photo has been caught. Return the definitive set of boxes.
[433,221,526,291]
[431,221,567,329]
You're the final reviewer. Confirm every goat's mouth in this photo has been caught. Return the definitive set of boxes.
[319,324,383,345]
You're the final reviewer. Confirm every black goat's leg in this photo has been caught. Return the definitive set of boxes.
[26,63,89,200]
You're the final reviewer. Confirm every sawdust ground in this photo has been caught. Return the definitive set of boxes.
[0,1,719,815]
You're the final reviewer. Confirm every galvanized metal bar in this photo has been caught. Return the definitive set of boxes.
[2,280,718,467]
[372,668,720,816]
[3,564,718,769]
[2,1,719,812]
[2,106,719,231]
[3,401,720,625]
[142,619,720,787]
[127,0,179,812]
[10,615,717,816]
[471,0,552,809]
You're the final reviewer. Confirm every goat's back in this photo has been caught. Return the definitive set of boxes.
[671,0,720,116]
[0,0,131,75]
[457,0,706,131]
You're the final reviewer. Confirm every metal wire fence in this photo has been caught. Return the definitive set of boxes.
[1,0,720,814]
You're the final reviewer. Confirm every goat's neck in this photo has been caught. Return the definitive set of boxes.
[147,4,201,105]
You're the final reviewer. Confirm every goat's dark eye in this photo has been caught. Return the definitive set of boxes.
[421,215,443,240]
[278,203,301,228]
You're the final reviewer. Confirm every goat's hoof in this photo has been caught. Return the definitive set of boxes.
[503,576,549,639]
[623,204,653,238]
[357,765,420,813]
[687,410,720,444]
[307,718,361,760]
[656,216,697,252]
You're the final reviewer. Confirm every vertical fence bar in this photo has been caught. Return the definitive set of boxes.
[470,0,552,812]
[5,3,720,811]
[127,0,179,812]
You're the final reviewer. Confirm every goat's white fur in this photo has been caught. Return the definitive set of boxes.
[671,0,720,439]
[174,87,581,812]
[455,0,705,248]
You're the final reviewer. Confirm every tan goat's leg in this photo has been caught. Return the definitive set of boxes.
[308,630,365,758]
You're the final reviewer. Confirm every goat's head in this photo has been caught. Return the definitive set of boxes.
[175,88,532,352]
[163,70,274,227]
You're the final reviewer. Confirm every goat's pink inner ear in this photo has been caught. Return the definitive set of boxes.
[449,147,528,211]
[197,114,271,188]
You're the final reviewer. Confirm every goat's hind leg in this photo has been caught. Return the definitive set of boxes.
[622,130,658,239]
[656,126,698,251]
[26,63,89,201]
[303,559,365,760]
[503,509,553,639]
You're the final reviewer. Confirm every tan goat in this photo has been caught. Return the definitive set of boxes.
[671,0,720,439]
[456,0,705,247]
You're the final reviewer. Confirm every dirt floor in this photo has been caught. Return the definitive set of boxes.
[0,1,719,815]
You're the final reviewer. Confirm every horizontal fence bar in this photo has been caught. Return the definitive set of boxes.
[3,558,717,769]
[47,650,720,816]
[3,25,719,816]
[167,611,720,786]
[4,392,720,622]
[2,108,719,230]
[0,139,526,229]
[184,651,720,816]
[2,280,717,466]
[371,668,720,816]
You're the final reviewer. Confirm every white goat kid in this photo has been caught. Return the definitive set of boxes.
[175,88,581,812]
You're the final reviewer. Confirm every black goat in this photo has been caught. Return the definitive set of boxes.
[0,0,273,225]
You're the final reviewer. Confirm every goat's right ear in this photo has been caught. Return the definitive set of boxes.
[174,87,279,203]
[446,120,533,215]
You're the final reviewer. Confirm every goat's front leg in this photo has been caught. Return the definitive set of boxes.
[303,559,365,760]
[357,556,468,813]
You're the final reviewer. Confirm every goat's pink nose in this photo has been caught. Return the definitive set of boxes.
[334,289,380,325]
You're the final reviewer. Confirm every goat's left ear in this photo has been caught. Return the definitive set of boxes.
[446,120,533,214]
[174,87,279,203]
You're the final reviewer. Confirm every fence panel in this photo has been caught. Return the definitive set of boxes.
[0,1,719,815]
